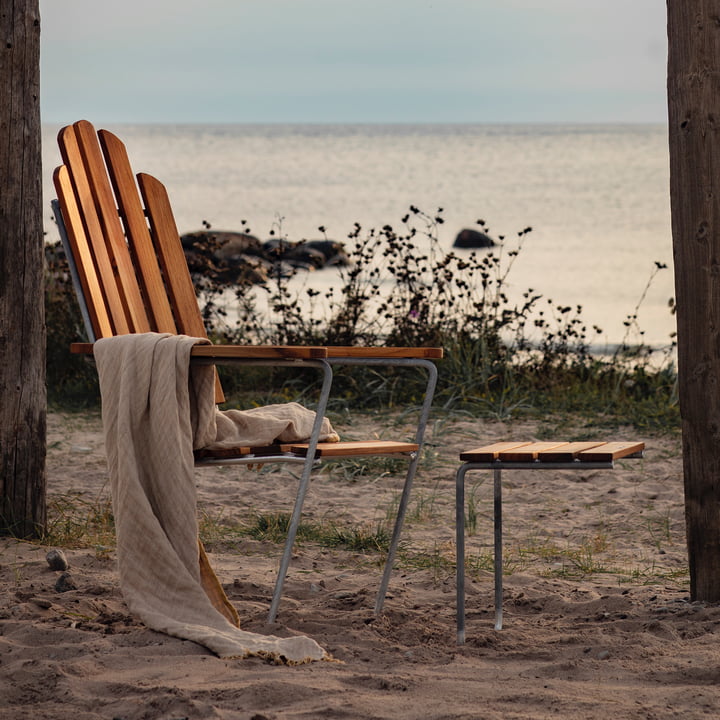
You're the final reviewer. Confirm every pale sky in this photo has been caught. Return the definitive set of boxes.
[40,0,668,124]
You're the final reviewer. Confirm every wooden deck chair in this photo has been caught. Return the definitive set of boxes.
[52,120,442,623]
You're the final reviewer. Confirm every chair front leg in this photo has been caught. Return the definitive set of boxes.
[267,359,334,624]
[374,359,439,615]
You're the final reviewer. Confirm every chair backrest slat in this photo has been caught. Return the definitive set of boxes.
[71,120,151,334]
[137,172,210,339]
[56,124,132,336]
[137,172,225,402]
[53,164,115,338]
[98,129,178,334]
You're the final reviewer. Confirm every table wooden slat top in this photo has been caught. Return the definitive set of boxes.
[537,441,607,462]
[459,440,645,464]
[577,441,645,461]
[458,442,532,462]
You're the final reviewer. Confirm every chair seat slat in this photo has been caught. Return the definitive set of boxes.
[194,440,418,461]
[288,440,419,457]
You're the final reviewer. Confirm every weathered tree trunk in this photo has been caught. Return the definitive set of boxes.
[667,1,720,600]
[0,0,46,537]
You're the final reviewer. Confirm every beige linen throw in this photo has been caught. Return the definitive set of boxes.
[94,332,337,663]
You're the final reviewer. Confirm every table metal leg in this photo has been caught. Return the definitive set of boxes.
[494,467,503,631]
[456,464,467,645]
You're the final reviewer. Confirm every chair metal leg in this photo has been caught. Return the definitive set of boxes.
[374,360,438,615]
[52,199,96,342]
[267,360,334,624]
[269,357,438,623]
[374,450,418,615]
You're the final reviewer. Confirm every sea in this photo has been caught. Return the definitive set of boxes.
[41,123,675,353]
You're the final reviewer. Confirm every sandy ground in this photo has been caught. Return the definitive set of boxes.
[2,408,718,719]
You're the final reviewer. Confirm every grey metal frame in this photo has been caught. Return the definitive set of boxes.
[52,200,97,343]
[456,458,630,644]
[52,200,438,624]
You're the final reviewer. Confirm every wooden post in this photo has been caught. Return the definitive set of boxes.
[667,1,720,600]
[0,0,46,538]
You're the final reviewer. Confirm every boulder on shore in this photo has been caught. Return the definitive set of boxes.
[179,230,349,286]
[453,228,495,249]
[181,230,263,260]
[263,238,349,269]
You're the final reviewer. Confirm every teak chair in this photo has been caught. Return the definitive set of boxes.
[52,119,442,623]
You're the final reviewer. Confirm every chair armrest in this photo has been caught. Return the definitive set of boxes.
[191,345,327,360]
[70,341,444,360]
[70,342,328,360]
[324,346,443,359]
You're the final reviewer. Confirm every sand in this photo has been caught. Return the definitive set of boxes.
[2,409,718,719]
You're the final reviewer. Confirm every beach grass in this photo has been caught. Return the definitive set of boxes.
[38,460,690,592]
[45,207,679,434]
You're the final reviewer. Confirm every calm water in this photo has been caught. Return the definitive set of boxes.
[42,123,674,349]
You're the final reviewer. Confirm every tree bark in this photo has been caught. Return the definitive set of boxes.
[667,1,720,600]
[0,0,46,538]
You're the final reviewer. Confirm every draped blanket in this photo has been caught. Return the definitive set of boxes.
[94,333,337,663]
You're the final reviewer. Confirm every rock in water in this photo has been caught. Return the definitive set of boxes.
[453,228,495,248]
[180,230,263,258]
